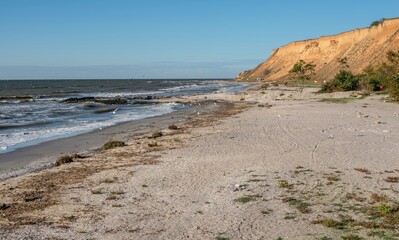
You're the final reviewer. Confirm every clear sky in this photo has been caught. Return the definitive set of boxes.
[1,0,398,79]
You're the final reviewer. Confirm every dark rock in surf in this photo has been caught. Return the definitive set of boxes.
[62,97,95,103]
[95,98,127,105]
[132,95,155,100]
[62,97,127,105]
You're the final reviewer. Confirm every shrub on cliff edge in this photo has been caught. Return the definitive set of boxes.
[370,18,385,28]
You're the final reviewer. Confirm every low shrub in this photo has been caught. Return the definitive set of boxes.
[322,70,359,92]
[149,131,163,139]
[103,140,126,150]
[55,153,84,166]
[55,155,73,166]
[387,76,399,101]
[168,125,178,130]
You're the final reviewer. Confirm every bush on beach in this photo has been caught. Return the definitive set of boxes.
[103,140,126,150]
[322,70,359,92]
[55,153,83,166]
[319,50,399,101]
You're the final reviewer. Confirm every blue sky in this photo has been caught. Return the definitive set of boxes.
[0,0,398,79]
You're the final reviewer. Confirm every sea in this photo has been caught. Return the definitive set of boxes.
[0,79,249,154]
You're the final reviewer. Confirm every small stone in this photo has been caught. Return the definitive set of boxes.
[0,203,10,210]
[234,184,241,191]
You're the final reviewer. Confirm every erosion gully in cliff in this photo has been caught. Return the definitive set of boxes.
[237,17,399,82]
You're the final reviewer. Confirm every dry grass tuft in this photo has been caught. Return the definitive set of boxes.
[371,193,388,203]
[384,177,399,183]
[354,168,371,174]
[168,125,179,130]
[55,155,73,166]
[149,131,163,139]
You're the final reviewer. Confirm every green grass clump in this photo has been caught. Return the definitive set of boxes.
[367,230,386,238]
[91,189,102,194]
[103,140,126,150]
[376,203,394,214]
[284,213,297,220]
[374,90,389,95]
[312,216,353,230]
[277,179,289,188]
[288,198,311,214]
[320,98,354,103]
[110,190,125,195]
[215,236,230,240]
[234,194,262,204]
[341,235,364,240]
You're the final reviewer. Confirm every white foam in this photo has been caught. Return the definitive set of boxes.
[0,103,177,154]
[86,91,163,98]
[160,84,203,92]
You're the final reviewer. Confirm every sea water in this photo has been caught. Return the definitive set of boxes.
[0,79,249,154]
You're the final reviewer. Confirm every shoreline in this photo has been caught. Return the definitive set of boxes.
[0,99,229,180]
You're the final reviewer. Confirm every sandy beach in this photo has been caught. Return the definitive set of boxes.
[1,85,399,239]
[0,100,224,180]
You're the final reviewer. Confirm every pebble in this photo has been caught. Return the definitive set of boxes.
[234,184,247,191]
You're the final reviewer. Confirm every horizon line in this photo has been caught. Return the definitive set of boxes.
[0,77,234,81]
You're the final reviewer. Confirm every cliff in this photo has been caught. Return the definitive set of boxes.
[237,18,399,82]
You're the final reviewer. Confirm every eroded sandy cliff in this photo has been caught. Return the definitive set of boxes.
[237,18,399,82]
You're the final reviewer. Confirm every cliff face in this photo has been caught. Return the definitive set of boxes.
[237,18,399,82]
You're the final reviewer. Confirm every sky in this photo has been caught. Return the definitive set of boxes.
[0,0,399,79]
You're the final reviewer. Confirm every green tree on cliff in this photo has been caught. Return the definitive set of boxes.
[289,60,316,91]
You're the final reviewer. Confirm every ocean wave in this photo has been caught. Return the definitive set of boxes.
[0,103,179,154]
[160,83,210,92]
[86,91,164,98]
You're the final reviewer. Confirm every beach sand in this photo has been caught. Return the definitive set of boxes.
[1,86,399,239]
[0,100,224,180]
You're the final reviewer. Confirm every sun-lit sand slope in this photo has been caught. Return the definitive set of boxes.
[1,86,399,239]
[237,18,399,82]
